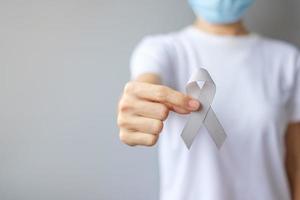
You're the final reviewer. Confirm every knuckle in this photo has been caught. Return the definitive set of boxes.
[145,136,158,147]
[156,86,168,102]
[117,115,127,128]
[176,94,187,106]
[152,120,164,134]
[124,81,135,94]
[118,97,131,113]
[119,131,128,143]
[159,105,169,120]
[182,96,190,105]
[119,131,135,146]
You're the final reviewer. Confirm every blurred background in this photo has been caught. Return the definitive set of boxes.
[0,0,299,200]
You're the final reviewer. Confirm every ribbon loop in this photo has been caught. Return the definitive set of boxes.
[181,68,227,149]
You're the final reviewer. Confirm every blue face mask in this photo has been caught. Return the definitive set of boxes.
[188,0,255,24]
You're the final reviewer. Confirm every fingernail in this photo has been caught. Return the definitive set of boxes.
[188,99,200,110]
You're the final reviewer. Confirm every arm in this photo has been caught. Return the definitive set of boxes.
[285,122,300,200]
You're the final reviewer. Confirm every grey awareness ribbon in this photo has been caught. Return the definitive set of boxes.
[181,68,227,149]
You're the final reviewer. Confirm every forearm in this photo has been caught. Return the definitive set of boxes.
[287,169,300,200]
[294,173,300,200]
[285,123,300,200]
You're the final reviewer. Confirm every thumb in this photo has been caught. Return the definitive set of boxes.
[165,99,201,114]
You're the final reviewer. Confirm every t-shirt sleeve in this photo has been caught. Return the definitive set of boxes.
[287,54,300,123]
[130,36,173,85]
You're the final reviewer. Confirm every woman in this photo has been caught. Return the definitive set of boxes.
[117,0,300,199]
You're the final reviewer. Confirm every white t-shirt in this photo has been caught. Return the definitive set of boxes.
[130,26,300,200]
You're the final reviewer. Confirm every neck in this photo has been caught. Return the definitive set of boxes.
[194,18,249,36]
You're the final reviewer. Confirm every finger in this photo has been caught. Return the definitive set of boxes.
[119,129,158,146]
[125,82,201,112]
[163,103,198,114]
[133,100,169,120]
[119,114,163,135]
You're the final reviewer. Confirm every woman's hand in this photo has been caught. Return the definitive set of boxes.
[117,74,201,147]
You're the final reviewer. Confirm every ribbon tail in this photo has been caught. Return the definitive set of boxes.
[181,111,205,149]
[203,107,227,149]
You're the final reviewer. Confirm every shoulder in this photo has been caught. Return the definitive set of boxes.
[133,27,190,53]
[258,36,299,59]
[257,36,300,76]
[258,36,300,92]
[130,29,188,85]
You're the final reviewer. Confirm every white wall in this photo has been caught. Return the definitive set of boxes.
[0,1,299,200]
